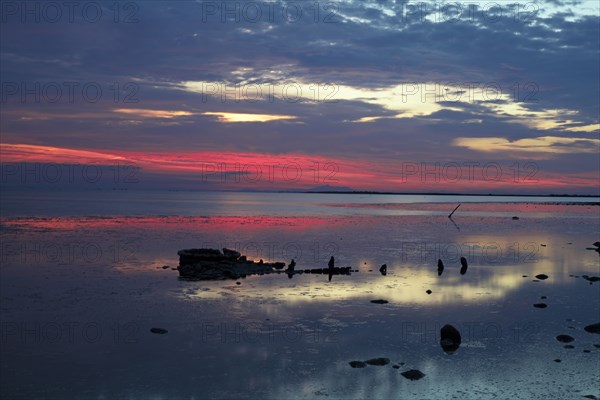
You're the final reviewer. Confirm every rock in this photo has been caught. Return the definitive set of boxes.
[177,248,351,280]
[236,282,241,285]
[222,248,241,259]
[556,335,574,343]
[365,358,390,366]
[533,303,547,308]
[564,345,574,349]
[460,257,468,275]
[426,290,432,295]
[161,265,170,269]
[582,275,600,282]
[370,299,389,304]
[593,242,600,248]
[349,361,366,368]
[288,259,296,272]
[584,323,600,334]
[401,369,426,381]
[272,262,286,270]
[150,328,168,334]
[594,344,600,348]
[440,324,461,354]
[437,259,444,276]
[553,359,561,363]
[540,244,547,247]
[582,395,598,400]
[379,264,387,276]
[512,216,519,220]
[541,296,547,299]
[392,365,400,369]
[328,256,335,269]
[535,274,549,280]
[583,349,591,353]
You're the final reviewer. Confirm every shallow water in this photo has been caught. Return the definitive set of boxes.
[1,200,599,399]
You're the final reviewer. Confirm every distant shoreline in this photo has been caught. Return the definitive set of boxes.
[301,191,600,198]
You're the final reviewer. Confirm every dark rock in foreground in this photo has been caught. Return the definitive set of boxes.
[349,361,367,368]
[584,323,600,334]
[401,369,426,381]
[365,357,390,366]
[370,299,389,304]
[535,274,549,280]
[533,303,547,308]
[150,328,168,334]
[440,324,461,354]
[437,259,444,276]
[177,248,351,280]
[426,290,432,295]
[556,335,574,343]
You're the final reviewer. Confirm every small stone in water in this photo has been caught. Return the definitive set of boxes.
[349,361,367,368]
[370,299,389,304]
[150,328,168,334]
[401,369,426,381]
[556,335,574,343]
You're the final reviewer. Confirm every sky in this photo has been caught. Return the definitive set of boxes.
[1,0,599,194]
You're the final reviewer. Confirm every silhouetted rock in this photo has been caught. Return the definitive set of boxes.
[437,259,444,276]
[582,275,600,282]
[426,290,432,294]
[392,365,400,369]
[370,299,389,304]
[365,357,390,366]
[535,274,549,280]
[553,359,561,363]
[584,323,600,334]
[288,259,296,272]
[564,345,574,349]
[379,264,387,276]
[556,335,574,343]
[512,216,519,220]
[460,257,468,275]
[328,256,335,269]
[272,262,286,270]
[222,248,241,259]
[177,248,351,280]
[401,369,426,381]
[533,303,547,308]
[440,324,461,354]
[582,395,598,400]
[150,328,168,334]
[349,361,367,368]
[593,242,600,248]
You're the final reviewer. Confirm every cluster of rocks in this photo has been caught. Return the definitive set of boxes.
[177,248,352,280]
[436,257,468,277]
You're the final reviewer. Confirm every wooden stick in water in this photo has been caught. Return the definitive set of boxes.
[448,203,461,218]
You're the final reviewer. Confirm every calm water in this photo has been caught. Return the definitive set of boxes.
[1,191,599,399]
[1,189,598,217]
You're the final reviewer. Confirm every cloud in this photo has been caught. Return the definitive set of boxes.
[201,112,298,123]
[114,109,195,119]
[453,136,600,154]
